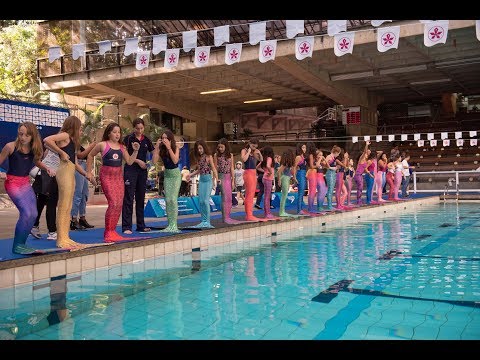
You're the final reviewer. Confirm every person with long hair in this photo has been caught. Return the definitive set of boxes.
[353,140,370,206]
[315,149,328,211]
[214,138,241,224]
[324,145,342,211]
[188,139,218,228]
[344,157,355,206]
[240,138,265,222]
[276,149,298,217]
[374,151,387,203]
[305,142,318,213]
[121,118,155,234]
[86,122,139,242]
[293,142,308,214]
[260,146,277,219]
[0,122,54,254]
[151,130,181,232]
[44,116,96,249]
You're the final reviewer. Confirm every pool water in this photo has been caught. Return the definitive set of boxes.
[2,202,479,340]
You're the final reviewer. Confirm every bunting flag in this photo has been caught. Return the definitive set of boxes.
[419,20,434,24]
[470,130,478,137]
[477,20,480,41]
[427,133,435,140]
[225,43,242,65]
[183,30,197,52]
[371,20,392,27]
[441,132,448,139]
[98,40,111,55]
[401,134,408,141]
[377,26,400,52]
[456,139,464,147]
[328,20,347,36]
[124,38,139,56]
[194,46,210,67]
[250,21,266,45]
[376,135,382,142]
[364,135,370,141]
[443,139,450,147]
[152,34,167,55]
[417,140,424,147]
[414,133,421,140]
[455,131,462,139]
[48,46,62,63]
[286,20,304,39]
[259,40,277,63]
[164,48,180,69]
[72,43,85,60]
[214,25,229,47]
[334,32,355,57]
[295,36,314,60]
[135,51,150,70]
[471,139,478,146]
[388,134,395,142]
[352,136,358,143]
[430,139,437,147]
[424,20,449,47]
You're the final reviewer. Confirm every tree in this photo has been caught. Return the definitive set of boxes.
[0,21,39,97]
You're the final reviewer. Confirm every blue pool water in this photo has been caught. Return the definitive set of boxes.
[1,202,479,340]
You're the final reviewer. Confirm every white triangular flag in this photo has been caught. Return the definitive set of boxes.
[152,35,167,55]
[420,20,435,24]
[295,36,314,60]
[455,131,462,139]
[328,20,347,36]
[194,46,210,67]
[456,139,464,147]
[249,21,266,45]
[418,140,424,147]
[225,43,242,65]
[371,20,392,27]
[124,37,139,56]
[376,135,382,142]
[427,133,434,140]
[477,20,480,41]
[470,131,477,137]
[388,134,395,142]
[414,133,421,140]
[98,40,111,55]
[72,43,85,60]
[364,135,370,141]
[430,139,437,147]
[48,46,62,63]
[471,139,478,146]
[164,48,180,69]
[259,40,277,63]
[214,25,229,47]
[286,20,304,39]
[424,21,449,47]
[401,134,408,141]
[334,32,355,57]
[441,132,448,139]
[352,136,358,143]
[182,30,197,52]
[377,26,400,53]
[443,139,450,147]
[135,50,150,70]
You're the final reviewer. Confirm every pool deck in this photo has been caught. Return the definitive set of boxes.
[0,196,442,289]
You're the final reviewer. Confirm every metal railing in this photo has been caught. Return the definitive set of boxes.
[412,170,480,193]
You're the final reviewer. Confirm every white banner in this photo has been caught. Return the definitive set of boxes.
[364,135,370,141]
[214,25,229,47]
[225,43,242,65]
[388,134,395,142]
[430,139,437,147]
[152,34,167,55]
[183,30,197,52]
[48,46,62,63]
[401,134,408,141]
[455,131,462,139]
[259,40,277,63]
[414,133,421,140]
[443,139,450,146]
[377,26,400,53]
[286,20,304,39]
[164,48,180,69]
[470,130,478,137]
[417,140,424,147]
[328,20,347,36]
[427,133,435,140]
[352,136,358,143]
[334,32,354,57]
[250,21,266,45]
[135,50,150,70]
[456,139,464,147]
[295,36,314,60]
[371,20,392,27]
[194,46,210,67]
[441,132,448,139]
[376,135,382,142]
[424,20,449,47]
[98,40,111,55]
[124,37,139,56]
[72,43,85,60]
[471,139,478,146]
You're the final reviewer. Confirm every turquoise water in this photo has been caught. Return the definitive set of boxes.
[1,202,479,340]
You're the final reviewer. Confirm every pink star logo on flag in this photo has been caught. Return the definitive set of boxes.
[140,55,147,65]
[382,33,395,47]
[168,54,177,64]
[298,41,310,54]
[337,38,350,52]
[263,45,273,57]
[229,49,239,60]
[198,51,207,62]
[429,26,444,42]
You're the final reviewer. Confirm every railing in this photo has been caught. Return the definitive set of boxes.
[412,170,480,193]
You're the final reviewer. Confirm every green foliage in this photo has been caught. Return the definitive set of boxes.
[0,21,39,97]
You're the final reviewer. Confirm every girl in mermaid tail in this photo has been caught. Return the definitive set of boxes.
[277,149,298,217]
[188,139,218,228]
[344,157,355,206]
[0,122,55,254]
[315,149,328,211]
[260,146,278,220]
[214,138,241,224]
[44,116,96,249]
[86,123,139,242]
[324,145,342,211]
[293,142,308,214]
[240,138,265,222]
[353,140,370,206]
[305,142,318,213]
[151,130,181,232]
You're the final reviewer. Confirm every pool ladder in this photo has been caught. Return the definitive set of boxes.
[443,178,459,201]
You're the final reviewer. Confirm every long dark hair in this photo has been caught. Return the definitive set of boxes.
[216,137,231,158]
[260,146,274,168]
[281,149,294,167]
[159,130,177,158]
[102,123,121,142]
[194,139,211,160]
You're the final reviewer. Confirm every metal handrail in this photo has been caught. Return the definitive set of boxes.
[413,170,480,193]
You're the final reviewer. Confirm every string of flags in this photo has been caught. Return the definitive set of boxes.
[47,20,480,71]
[351,130,478,147]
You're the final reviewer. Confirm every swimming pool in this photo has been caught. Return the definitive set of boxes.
[1,202,479,340]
